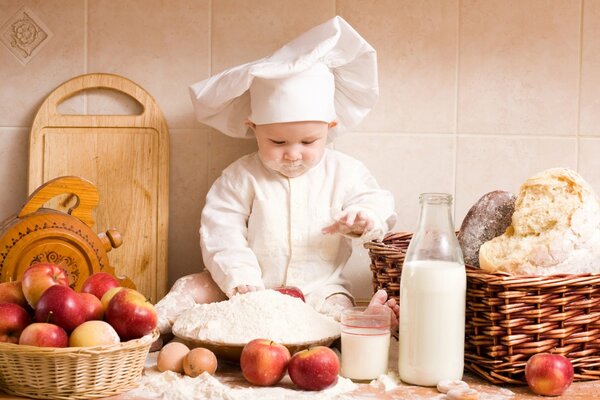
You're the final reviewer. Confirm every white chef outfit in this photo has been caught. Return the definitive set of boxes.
[189,16,397,310]
[201,149,396,309]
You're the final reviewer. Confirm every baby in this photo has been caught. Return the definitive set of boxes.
[155,16,398,342]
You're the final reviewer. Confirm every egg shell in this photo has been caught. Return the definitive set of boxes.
[157,342,190,373]
[183,347,218,377]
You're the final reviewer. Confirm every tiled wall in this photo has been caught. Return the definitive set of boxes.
[1,0,599,302]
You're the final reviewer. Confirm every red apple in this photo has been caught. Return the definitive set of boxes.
[18,322,68,347]
[79,292,104,321]
[525,353,574,396]
[0,281,29,308]
[105,288,157,340]
[81,272,120,300]
[69,320,120,347]
[288,346,340,391]
[22,263,69,308]
[274,286,305,302]
[101,286,123,311]
[0,303,31,343]
[240,338,291,386]
[35,285,86,332]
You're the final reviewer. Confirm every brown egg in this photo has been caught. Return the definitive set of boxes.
[183,347,218,377]
[157,342,190,373]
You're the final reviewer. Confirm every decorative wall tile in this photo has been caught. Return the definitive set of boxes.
[0,0,84,127]
[0,6,52,65]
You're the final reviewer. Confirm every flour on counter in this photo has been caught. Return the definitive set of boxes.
[126,368,357,400]
[173,290,340,344]
[369,372,400,392]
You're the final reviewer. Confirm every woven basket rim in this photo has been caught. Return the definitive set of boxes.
[0,329,159,354]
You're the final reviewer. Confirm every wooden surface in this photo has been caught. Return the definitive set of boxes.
[28,73,169,302]
[0,176,134,290]
[2,339,597,399]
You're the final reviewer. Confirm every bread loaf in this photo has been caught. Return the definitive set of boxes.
[479,168,600,275]
[457,191,516,267]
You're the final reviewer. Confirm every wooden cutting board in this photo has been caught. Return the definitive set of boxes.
[28,73,169,302]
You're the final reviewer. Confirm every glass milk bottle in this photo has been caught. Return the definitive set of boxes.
[399,193,466,386]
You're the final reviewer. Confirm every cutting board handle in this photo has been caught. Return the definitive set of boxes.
[39,73,165,126]
[19,176,99,228]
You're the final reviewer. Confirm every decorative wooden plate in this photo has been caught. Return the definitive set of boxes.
[0,176,134,290]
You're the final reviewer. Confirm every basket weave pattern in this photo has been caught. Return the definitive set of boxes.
[365,232,600,385]
[0,330,158,399]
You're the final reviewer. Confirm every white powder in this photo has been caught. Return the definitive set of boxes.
[173,290,340,344]
[125,354,357,400]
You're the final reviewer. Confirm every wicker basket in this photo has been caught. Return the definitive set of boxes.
[365,232,600,385]
[0,329,159,399]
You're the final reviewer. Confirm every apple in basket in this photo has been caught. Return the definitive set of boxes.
[104,288,157,340]
[69,320,120,347]
[288,346,340,391]
[81,272,120,300]
[22,263,69,308]
[19,322,68,347]
[525,353,574,396]
[0,280,29,308]
[240,339,291,386]
[274,286,305,302]
[79,292,104,321]
[35,285,86,332]
[0,303,31,343]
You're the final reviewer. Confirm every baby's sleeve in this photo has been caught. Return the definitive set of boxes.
[200,172,265,296]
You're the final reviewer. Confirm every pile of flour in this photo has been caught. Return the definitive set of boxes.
[126,369,357,400]
[172,290,340,344]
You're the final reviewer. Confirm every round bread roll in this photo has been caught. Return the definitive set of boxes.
[436,379,469,394]
[457,191,516,267]
[479,168,600,275]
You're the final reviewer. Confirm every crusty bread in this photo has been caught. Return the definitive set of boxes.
[458,190,516,267]
[479,168,600,275]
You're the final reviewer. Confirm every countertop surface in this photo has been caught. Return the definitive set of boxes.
[1,339,599,399]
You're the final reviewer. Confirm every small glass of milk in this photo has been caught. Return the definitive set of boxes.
[340,305,391,381]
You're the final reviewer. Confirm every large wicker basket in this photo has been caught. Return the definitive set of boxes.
[365,232,600,385]
[0,329,159,399]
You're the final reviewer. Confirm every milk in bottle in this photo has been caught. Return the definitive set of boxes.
[398,193,466,387]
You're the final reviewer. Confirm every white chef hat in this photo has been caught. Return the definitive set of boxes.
[189,16,378,142]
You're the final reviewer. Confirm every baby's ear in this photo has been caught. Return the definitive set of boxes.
[244,118,257,132]
[328,121,338,129]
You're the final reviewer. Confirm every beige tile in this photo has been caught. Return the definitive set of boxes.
[0,128,29,221]
[335,133,455,232]
[335,132,455,301]
[207,130,257,185]
[458,0,580,135]
[577,138,600,194]
[580,0,600,136]
[455,135,577,226]
[212,0,334,72]
[339,0,458,133]
[0,0,85,126]
[168,128,210,284]
[87,0,210,129]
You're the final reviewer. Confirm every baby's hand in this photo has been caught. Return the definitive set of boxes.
[322,208,375,236]
[227,285,260,298]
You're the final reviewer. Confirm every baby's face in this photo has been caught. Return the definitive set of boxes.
[253,121,329,178]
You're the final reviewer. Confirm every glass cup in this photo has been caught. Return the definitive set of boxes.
[340,305,391,381]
